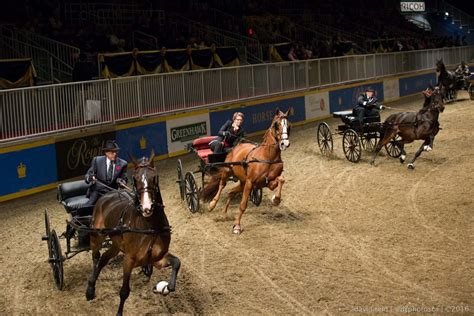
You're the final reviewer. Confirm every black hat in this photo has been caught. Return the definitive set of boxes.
[103,140,120,152]
[365,87,375,92]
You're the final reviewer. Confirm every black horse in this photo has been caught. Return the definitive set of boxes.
[436,58,458,102]
[370,86,444,169]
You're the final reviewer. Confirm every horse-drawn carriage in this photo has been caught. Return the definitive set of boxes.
[42,180,154,290]
[176,136,263,213]
[468,73,474,100]
[317,109,402,162]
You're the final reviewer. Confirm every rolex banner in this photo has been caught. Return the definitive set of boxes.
[0,58,37,89]
[55,132,116,180]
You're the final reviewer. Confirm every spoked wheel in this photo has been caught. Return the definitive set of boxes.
[250,187,263,206]
[176,159,185,200]
[452,89,458,102]
[342,129,361,163]
[317,122,333,156]
[43,209,51,246]
[385,135,403,158]
[141,264,153,278]
[49,229,64,290]
[185,172,199,213]
[361,133,379,153]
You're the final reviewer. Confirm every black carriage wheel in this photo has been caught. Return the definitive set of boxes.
[49,229,64,290]
[176,159,185,200]
[452,89,458,101]
[250,188,263,206]
[185,172,200,213]
[384,135,403,158]
[141,264,153,278]
[43,210,52,257]
[342,129,361,163]
[317,122,333,156]
[361,133,379,153]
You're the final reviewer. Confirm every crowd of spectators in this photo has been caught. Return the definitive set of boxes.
[3,0,471,66]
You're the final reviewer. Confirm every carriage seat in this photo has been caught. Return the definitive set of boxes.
[192,136,218,163]
[57,180,91,214]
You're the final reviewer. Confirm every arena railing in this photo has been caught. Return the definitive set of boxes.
[1,46,473,144]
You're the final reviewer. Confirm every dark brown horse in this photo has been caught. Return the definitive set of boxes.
[201,108,292,234]
[370,87,444,169]
[436,58,458,101]
[86,152,180,316]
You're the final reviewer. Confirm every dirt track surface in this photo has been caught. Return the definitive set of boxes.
[1,92,473,315]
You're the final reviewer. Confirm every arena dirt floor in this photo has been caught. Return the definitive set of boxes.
[1,92,473,315]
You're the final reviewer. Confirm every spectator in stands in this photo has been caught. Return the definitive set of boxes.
[288,46,298,61]
[210,112,246,153]
[72,53,96,82]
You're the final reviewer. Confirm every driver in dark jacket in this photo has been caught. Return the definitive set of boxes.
[210,112,245,153]
[354,87,385,126]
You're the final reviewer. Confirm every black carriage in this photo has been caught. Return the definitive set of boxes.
[42,180,153,290]
[468,73,474,100]
[317,109,402,162]
[176,136,262,213]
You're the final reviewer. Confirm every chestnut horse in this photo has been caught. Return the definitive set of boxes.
[201,108,292,234]
[370,87,444,169]
[86,153,180,316]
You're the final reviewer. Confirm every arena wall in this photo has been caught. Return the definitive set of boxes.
[0,70,438,202]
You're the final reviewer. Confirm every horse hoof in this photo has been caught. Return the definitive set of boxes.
[153,281,170,296]
[423,145,432,152]
[271,195,281,206]
[407,163,415,170]
[232,225,242,234]
[399,154,406,164]
[86,287,95,301]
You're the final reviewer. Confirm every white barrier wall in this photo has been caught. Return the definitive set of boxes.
[304,91,330,120]
[383,78,400,102]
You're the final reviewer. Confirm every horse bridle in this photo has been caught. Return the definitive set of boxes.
[132,164,162,215]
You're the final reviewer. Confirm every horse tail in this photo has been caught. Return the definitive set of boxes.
[200,174,221,202]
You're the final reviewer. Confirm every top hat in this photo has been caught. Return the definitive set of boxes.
[103,140,120,152]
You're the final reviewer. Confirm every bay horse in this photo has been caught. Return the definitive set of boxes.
[86,152,180,316]
[370,86,444,169]
[436,58,457,101]
[201,108,292,234]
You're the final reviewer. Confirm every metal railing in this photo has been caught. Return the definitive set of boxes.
[168,13,262,63]
[1,46,473,143]
[3,26,80,73]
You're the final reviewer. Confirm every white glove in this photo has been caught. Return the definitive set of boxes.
[363,101,367,106]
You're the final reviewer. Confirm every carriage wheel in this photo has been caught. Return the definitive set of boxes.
[141,264,153,278]
[250,188,263,206]
[185,172,199,213]
[49,229,64,290]
[43,210,51,248]
[342,129,361,163]
[452,89,458,101]
[385,135,403,158]
[317,122,333,156]
[176,159,185,200]
[469,84,474,100]
[361,133,379,153]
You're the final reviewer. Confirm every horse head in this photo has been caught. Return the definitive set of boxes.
[270,108,292,150]
[131,150,159,217]
[429,86,445,113]
[435,58,445,72]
